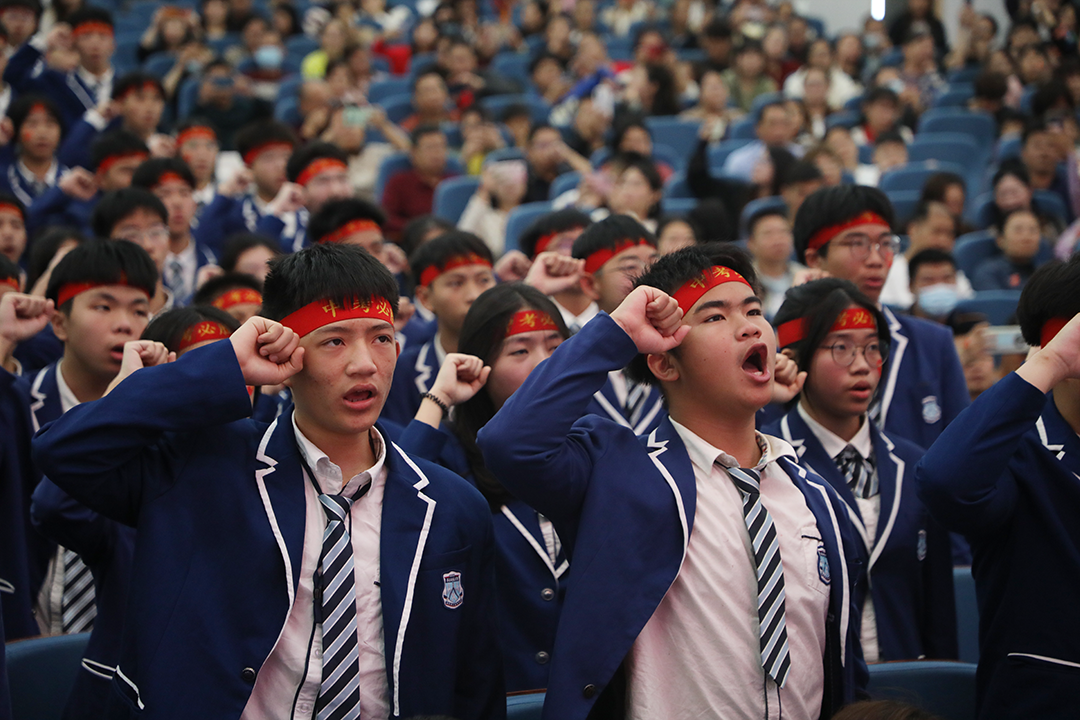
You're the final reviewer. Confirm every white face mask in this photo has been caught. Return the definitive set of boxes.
[917,282,959,317]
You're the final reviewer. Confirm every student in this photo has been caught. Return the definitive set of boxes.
[745,206,806,321]
[306,195,390,260]
[217,232,280,284]
[4,6,116,125]
[880,200,970,310]
[91,188,173,315]
[764,278,957,662]
[0,240,155,645]
[518,208,593,332]
[0,194,26,265]
[571,214,665,434]
[33,242,502,718]
[27,130,147,237]
[0,95,66,207]
[173,118,219,216]
[131,158,215,306]
[916,256,1080,719]
[907,249,963,322]
[383,231,496,425]
[478,244,866,719]
[794,184,970,451]
[192,273,263,323]
[971,208,1044,291]
[654,215,702,256]
[396,283,570,692]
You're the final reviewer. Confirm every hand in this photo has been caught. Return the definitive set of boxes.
[956,323,989,367]
[393,296,415,332]
[58,167,98,201]
[229,317,304,386]
[218,166,253,197]
[792,267,829,286]
[382,243,408,276]
[46,24,72,52]
[195,264,224,290]
[609,286,689,354]
[524,252,585,295]
[771,350,806,404]
[266,182,305,217]
[147,133,176,158]
[105,340,175,395]
[0,292,54,344]
[428,352,490,406]
[493,250,532,283]
[95,96,117,122]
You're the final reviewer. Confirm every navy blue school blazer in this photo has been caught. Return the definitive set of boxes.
[478,314,868,720]
[584,374,667,436]
[192,194,262,257]
[31,478,135,720]
[383,336,440,426]
[4,44,106,128]
[395,420,568,693]
[917,372,1080,720]
[32,340,505,720]
[878,308,970,451]
[256,209,309,254]
[0,362,64,640]
[766,409,958,661]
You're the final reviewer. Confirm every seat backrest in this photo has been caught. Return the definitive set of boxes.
[955,290,1022,326]
[368,78,413,104]
[867,660,977,720]
[644,117,702,161]
[952,566,979,664]
[504,202,554,254]
[375,153,413,202]
[377,94,415,124]
[506,691,546,720]
[706,138,754,171]
[953,231,998,278]
[918,110,997,146]
[549,171,581,201]
[885,190,922,227]
[7,633,90,720]
[728,118,757,140]
[661,197,698,214]
[879,161,967,194]
[663,171,693,200]
[433,175,481,224]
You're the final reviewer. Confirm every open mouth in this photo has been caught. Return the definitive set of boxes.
[109,344,125,361]
[742,343,769,379]
[343,387,376,406]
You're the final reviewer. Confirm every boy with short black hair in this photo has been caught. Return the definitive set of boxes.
[746,206,805,320]
[0,193,26,265]
[173,117,219,215]
[382,231,496,425]
[92,187,173,314]
[33,242,503,719]
[192,272,263,323]
[519,208,594,332]
[0,95,66,206]
[479,243,866,720]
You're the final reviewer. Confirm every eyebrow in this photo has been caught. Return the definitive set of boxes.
[312,320,395,335]
[92,291,148,306]
[693,296,762,315]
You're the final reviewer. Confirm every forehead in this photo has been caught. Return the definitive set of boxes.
[837,221,891,238]
[438,263,493,279]
[116,207,165,228]
[914,261,956,278]
[608,243,656,264]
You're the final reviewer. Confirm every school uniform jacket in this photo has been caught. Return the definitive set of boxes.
[58,115,121,171]
[0,156,67,208]
[584,374,667,437]
[4,44,110,128]
[256,208,309,254]
[878,308,970,451]
[477,314,868,720]
[31,340,505,720]
[395,420,568,693]
[766,409,958,661]
[192,194,264,257]
[383,336,440,426]
[917,372,1080,720]
[27,185,97,238]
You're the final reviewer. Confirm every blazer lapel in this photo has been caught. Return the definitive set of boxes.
[640,419,697,556]
[501,501,566,579]
[593,373,633,429]
[253,413,307,606]
[1037,403,1080,479]
[878,307,908,428]
[30,364,63,432]
[412,341,434,395]
[868,425,904,571]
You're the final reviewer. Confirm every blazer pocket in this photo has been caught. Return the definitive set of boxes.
[419,545,472,571]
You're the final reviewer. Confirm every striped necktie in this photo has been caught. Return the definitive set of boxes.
[623,373,648,427]
[722,464,791,687]
[60,548,95,634]
[315,483,370,720]
[835,445,878,499]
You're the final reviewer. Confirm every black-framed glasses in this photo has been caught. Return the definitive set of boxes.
[834,233,902,261]
[819,341,887,367]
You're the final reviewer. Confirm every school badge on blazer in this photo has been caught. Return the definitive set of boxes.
[442,571,464,608]
[921,396,942,424]
[817,543,831,585]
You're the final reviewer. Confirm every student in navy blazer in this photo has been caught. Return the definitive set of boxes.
[33,243,503,720]
[763,278,957,663]
[917,257,1080,720]
[0,594,10,720]
[480,246,867,720]
[793,185,969,451]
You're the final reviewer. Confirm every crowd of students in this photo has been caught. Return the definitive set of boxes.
[1,0,1080,717]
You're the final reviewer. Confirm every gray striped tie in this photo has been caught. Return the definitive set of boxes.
[60,548,96,634]
[836,446,878,499]
[315,484,370,720]
[723,464,791,687]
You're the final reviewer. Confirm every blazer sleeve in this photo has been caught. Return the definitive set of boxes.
[477,313,638,528]
[933,323,971,429]
[922,511,959,659]
[4,42,45,95]
[30,340,254,527]
[30,477,113,566]
[915,371,1047,538]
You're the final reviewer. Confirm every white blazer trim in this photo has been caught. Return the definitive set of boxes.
[1007,652,1080,669]
[501,506,558,579]
[81,658,116,679]
[634,396,664,435]
[592,390,633,429]
[254,419,295,608]
[868,434,904,572]
[413,343,434,395]
[389,443,436,719]
[0,578,14,594]
[798,466,851,665]
[645,430,690,558]
[879,308,908,428]
[114,666,145,710]
[29,366,49,433]
[1036,417,1067,460]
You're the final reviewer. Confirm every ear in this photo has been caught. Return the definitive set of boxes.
[414,283,432,311]
[51,309,69,343]
[579,272,601,301]
[803,247,821,269]
[646,350,679,384]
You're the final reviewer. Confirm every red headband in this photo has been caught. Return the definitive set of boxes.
[1,277,18,291]
[0,202,22,219]
[177,321,232,353]
[212,288,262,310]
[176,126,217,147]
[115,80,161,102]
[72,21,113,37]
[806,212,891,253]
[776,307,878,348]
[296,158,348,187]
[534,227,584,257]
[671,265,753,315]
[318,219,381,244]
[582,238,653,275]
[153,172,190,190]
[418,253,492,287]
[1041,317,1072,347]
[98,151,147,174]
[243,141,293,166]
[506,309,559,337]
[281,296,395,337]
[56,280,148,309]
[28,102,49,117]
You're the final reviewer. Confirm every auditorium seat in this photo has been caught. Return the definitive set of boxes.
[506,691,545,719]
[953,566,980,663]
[867,660,978,720]
[6,633,90,720]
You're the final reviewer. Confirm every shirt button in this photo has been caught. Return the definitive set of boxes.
[240,667,257,683]
[540,588,555,601]
[583,684,597,698]
[535,651,550,664]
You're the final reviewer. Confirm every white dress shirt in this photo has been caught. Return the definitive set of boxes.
[241,422,390,719]
[551,298,599,335]
[625,424,829,720]
[164,241,198,305]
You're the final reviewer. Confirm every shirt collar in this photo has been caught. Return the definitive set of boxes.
[76,65,113,90]
[16,157,58,187]
[552,298,599,331]
[54,359,81,414]
[797,401,873,460]
[291,413,388,497]
[671,418,797,475]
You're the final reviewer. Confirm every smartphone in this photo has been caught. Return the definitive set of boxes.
[344,106,373,128]
[985,325,1028,355]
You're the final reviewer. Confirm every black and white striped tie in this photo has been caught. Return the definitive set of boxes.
[836,446,878,499]
[624,376,648,427]
[723,464,791,688]
[60,548,95,634]
[315,484,370,720]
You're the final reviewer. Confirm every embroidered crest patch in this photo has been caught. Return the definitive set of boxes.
[442,571,464,609]
[817,543,831,585]
[921,395,942,424]
[917,529,928,562]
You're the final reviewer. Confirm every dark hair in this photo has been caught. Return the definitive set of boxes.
[307,198,386,244]
[737,38,765,56]
[7,94,63,143]
[45,240,157,311]
[0,254,19,286]
[528,121,559,144]
[528,51,564,76]
[272,3,300,36]
[399,215,455,258]
[410,123,445,146]
[993,158,1031,189]
[908,199,956,231]
[907,247,956,283]
[0,0,42,19]
[747,206,790,236]
[26,227,87,290]
[192,272,264,306]
[235,120,297,163]
[863,85,900,108]
[261,243,399,321]
[0,192,25,222]
[645,64,680,117]
[90,130,148,172]
[409,230,494,285]
[756,100,787,125]
[111,71,165,102]
[610,116,651,153]
[626,244,760,385]
[499,102,532,124]
[973,71,1008,102]
[519,207,592,258]
[702,16,732,38]
[772,277,890,375]
[452,283,570,510]
[874,129,907,147]
[919,171,966,205]
[656,214,702,244]
[572,214,657,263]
[142,305,240,353]
[131,157,196,190]
[764,146,797,196]
[793,185,895,263]
[1017,254,1080,346]
[90,188,168,239]
[286,141,349,183]
[411,68,447,92]
[67,5,113,31]
[830,700,944,720]
[781,160,824,188]
[1022,118,1053,145]
[612,152,663,217]
[219,232,282,274]
[688,199,735,244]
